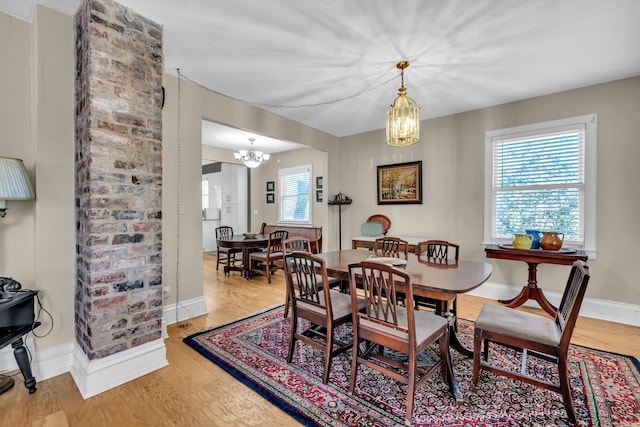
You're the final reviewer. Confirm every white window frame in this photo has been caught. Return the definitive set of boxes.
[483,114,597,257]
[278,164,312,225]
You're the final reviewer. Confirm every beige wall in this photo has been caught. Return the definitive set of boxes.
[338,77,640,304]
[0,7,75,350]
[1,5,638,357]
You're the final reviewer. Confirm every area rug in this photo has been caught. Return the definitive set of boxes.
[184,305,640,426]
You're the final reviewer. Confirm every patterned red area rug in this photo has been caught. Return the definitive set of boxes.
[184,305,640,426]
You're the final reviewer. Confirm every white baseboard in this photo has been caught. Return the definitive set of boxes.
[163,295,208,326]
[69,338,168,399]
[468,281,640,327]
[1,296,208,389]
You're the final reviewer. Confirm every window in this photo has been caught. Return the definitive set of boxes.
[278,164,312,224]
[484,114,597,253]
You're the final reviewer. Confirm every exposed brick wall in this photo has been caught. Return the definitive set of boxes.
[74,0,163,360]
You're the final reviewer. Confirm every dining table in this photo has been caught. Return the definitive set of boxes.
[217,234,269,279]
[316,249,493,402]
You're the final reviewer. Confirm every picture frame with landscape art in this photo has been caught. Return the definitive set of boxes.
[377,161,423,205]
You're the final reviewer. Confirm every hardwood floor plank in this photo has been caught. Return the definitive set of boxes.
[1,253,637,425]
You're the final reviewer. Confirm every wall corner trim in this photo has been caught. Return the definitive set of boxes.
[69,338,168,399]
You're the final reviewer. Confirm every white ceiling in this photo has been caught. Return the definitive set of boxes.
[201,121,304,155]
[4,0,640,153]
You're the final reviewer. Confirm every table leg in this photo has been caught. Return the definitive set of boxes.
[435,300,465,402]
[435,300,472,358]
[498,262,557,317]
[446,346,464,403]
[242,248,252,279]
[12,337,37,393]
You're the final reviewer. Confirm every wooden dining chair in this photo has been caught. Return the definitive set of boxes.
[215,225,241,273]
[373,236,409,258]
[472,260,590,425]
[347,260,449,425]
[415,240,460,331]
[284,252,365,384]
[283,237,312,253]
[249,230,288,283]
[282,237,341,317]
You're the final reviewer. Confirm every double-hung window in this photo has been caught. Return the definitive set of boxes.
[484,114,597,254]
[278,164,312,224]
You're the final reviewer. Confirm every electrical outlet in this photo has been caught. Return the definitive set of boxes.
[162,286,170,299]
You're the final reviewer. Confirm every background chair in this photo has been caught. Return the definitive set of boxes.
[373,236,409,303]
[472,260,590,425]
[283,236,312,253]
[373,236,408,258]
[284,252,365,384]
[215,225,241,273]
[415,240,460,331]
[249,230,288,283]
[348,260,449,425]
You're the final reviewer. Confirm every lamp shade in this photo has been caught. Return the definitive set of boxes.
[0,156,35,217]
[0,156,35,200]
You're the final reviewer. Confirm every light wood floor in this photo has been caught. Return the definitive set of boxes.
[1,253,638,426]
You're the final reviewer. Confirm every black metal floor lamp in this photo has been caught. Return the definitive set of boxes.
[328,192,352,251]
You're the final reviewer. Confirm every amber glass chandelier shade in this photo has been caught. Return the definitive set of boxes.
[386,61,420,147]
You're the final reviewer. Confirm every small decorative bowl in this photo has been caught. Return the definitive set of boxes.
[243,232,257,239]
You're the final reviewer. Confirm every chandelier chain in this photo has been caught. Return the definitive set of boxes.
[176,69,400,109]
[174,69,192,327]
[175,68,182,325]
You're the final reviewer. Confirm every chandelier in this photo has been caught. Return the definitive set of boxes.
[234,138,270,168]
[386,61,420,146]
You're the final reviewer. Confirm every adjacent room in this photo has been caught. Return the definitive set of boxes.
[1,0,639,425]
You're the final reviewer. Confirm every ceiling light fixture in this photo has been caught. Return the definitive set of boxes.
[234,138,270,168]
[386,61,420,147]
[0,156,35,218]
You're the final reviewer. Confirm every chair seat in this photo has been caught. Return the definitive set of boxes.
[297,290,365,320]
[361,307,448,344]
[475,304,560,347]
[218,247,240,254]
[250,251,284,261]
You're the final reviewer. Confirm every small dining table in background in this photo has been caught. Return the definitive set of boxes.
[484,244,588,317]
[217,234,269,279]
[316,248,492,402]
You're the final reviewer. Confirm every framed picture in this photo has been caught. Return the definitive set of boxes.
[316,176,323,189]
[377,161,423,205]
[266,181,275,192]
[266,193,275,203]
[316,190,323,202]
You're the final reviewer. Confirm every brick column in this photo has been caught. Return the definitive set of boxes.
[74,0,163,360]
